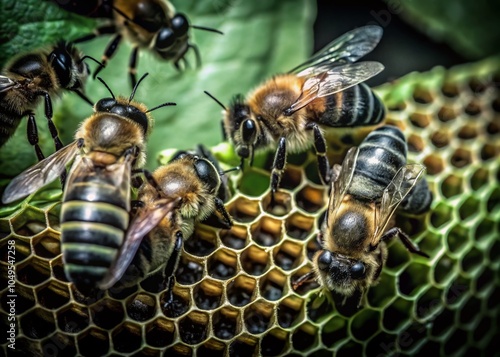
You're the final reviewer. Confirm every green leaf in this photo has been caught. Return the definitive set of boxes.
[0,0,316,179]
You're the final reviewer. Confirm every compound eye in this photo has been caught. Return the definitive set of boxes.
[172,13,189,35]
[194,159,220,194]
[317,251,332,271]
[241,119,257,144]
[50,49,72,88]
[155,28,176,50]
[95,98,116,112]
[350,262,366,280]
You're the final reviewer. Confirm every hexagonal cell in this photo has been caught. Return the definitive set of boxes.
[468,77,488,93]
[441,82,460,97]
[464,100,481,116]
[445,276,470,306]
[365,332,401,356]
[57,304,89,333]
[306,294,332,323]
[11,206,47,237]
[112,321,142,354]
[213,306,241,340]
[41,332,77,357]
[382,297,413,332]
[77,327,110,357]
[279,165,303,191]
[295,185,325,213]
[443,328,468,355]
[306,237,321,261]
[321,315,348,348]
[238,169,271,197]
[475,267,494,293]
[226,275,257,307]
[409,112,431,128]
[459,295,481,325]
[207,248,237,280]
[451,148,472,168]
[193,278,223,310]
[262,191,293,217]
[433,254,457,285]
[423,154,445,175]
[487,119,500,135]
[20,307,56,339]
[273,241,303,271]
[415,286,443,319]
[198,338,227,357]
[285,213,314,241]
[431,307,455,337]
[126,292,157,322]
[441,174,464,198]
[227,197,261,223]
[429,130,450,149]
[472,316,492,344]
[260,328,289,356]
[366,271,397,308]
[457,124,479,140]
[145,317,175,348]
[277,296,303,329]
[459,196,481,221]
[480,143,500,161]
[412,88,434,104]
[437,105,458,122]
[336,340,363,357]
[487,187,500,213]
[179,311,209,345]
[36,280,70,309]
[492,96,500,112]
[489,240,500,265]
[220,224,249,250]
[470,167,490,191]
[259,269,287,302]
[228,335,259,357]
[244,300,274,334]
[429,202,453,230]
[304,160,322,185]
[396,322,427,352]
[161,285,190,318]
[350,308,381,341]
[407,134,425,153]
[447,224,469,254]
[90,298,125,330]
[292,322,317,352]
[240,245,270,276]
[32,231,61,259]
[184,227,217,257]
[50,256,69,283]
[175,257,204,285]
[460,246,483,274]
[385,239,412,271]
[397,263,430,297]
[250,216,283,247]
[16,257,51,286]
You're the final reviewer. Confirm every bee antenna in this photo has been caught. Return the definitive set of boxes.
[129,73,149,104]
[78,55,104,68]
[96,77,115,99]
[204,91,226,110]
[145,102,177,113]
[191,25,223,35]
[219,166,240,176]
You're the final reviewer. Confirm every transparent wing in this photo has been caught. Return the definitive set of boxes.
[290,25,383,75]
[285,61,384,115]
[0,75,15,92]
[2,141,80,204]
[371,164,426,245]
[99,197,180,290]
[327,147,359,225]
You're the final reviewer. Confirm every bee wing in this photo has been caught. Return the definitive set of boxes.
[289,25,383,75]
[99,197,180,290]
[0,75,16,92]
[371,164,426,245]
[285,61,384,115]
[327,147,359,223]
[2,141,80,204]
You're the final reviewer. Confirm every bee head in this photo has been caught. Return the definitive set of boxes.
[226,94,257,159]
[49,42,88,90]
[193,157,221,195]
[155,13,189,53]
[95,98,150,135]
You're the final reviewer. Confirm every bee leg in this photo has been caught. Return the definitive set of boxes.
[270,137,287,205]
[307,122,330,184]
[163,231,183,315]
[93,34,123,79]
[292,270,315,290]
[381,227,429,258]
[188,43,202,68]
[26,113,44,161]
[129,46,139,89]
[213,197,233,229]
[71,90,94,107]
[42,92,64,151]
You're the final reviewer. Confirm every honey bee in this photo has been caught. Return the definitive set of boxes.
[293,125,432,304]
[67,0,222,87]
[206,25,386,197]
[2,74,176,295]
[0,42,95,160]
[100,148,234,295]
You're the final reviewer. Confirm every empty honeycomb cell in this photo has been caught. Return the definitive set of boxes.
[407,134,425,153]
[434,254,457,285]
[457,124,479,140]
[459,296,482,325]
[226,275,256,307]
[140,269,171,294]
[397,322,427,352]
[472,316,492,343]
[489,240,500,264]
[336,340,363,357]
[431,307,455,337]
[350,309,381,341]
[413,88,434,104]
[307,295,331,323]
[0,237,30,264]
[470,167,489,191]
[398,263,430,297]
[229,335,259,357]
[285,213,314,241]
[423,154,445,175]
[260,328,289,356]
[126,293,157,322]
[57,304,89,333]
[321,315,348,348]
[304,160,322,185]
[464,100,482,116]
[161,286,190,318]
[487,120,500,135]
[492,97,500,112]
[486,187,500,213]
[279,166,303,191]
[459,196,481,221]
[447,224,470,254]
[409,112,432,128]
[295,185,325,213]
[238,169,271,197]
[11,207,46,237]
[77,327,109,357]
[438,105,458,122]
[112,322,143,354]
[259,269,287,301]
[451,148,473,169]
[184,228,217,257]
[394,214,427,239]
[365,332,400,356]
[445,276,470,306]
[441,174,464,198]
[243,300,273,334]
[227,197,261,223]
[385,239,412,271]
[480,143,500,161]
[415,230,441,258]
[475,268,494,293]
[430,130,450,149]
[16,257,51,286]
[207,248,237,280]
[193,279,223,310]
[441,82,460,97]
[292,322,317,352]
[212,307,241,340]
[382,297,413,332]
[175,257,204,285]
[366,272,397,308]
[41,332,77,357]
[0,284,35,314]
[32,232,61,258]
[250,216,283,247]
[145,317,175,348]
[444,328,468,355]
[262,191,293,217]
[277,296,303,328]
[306,236,321,261]
[429,202,452,230]
[179,311,209,345]
[20,307,56,339]
[198,339,227,357]
[468,77,488,93]
[460,247,483,274]
[220,224,248,250]
[486,286,500,310]
[36,280,70,309]
[415,286,443,319]
[90,299,125,330]
[273,241,303,271]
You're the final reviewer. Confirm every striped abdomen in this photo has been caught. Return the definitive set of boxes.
[0,93,24,147]
[61,169,130,293]
[318,83,385,127]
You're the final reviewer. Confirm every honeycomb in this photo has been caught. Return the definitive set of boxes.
[1,57,499,356]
